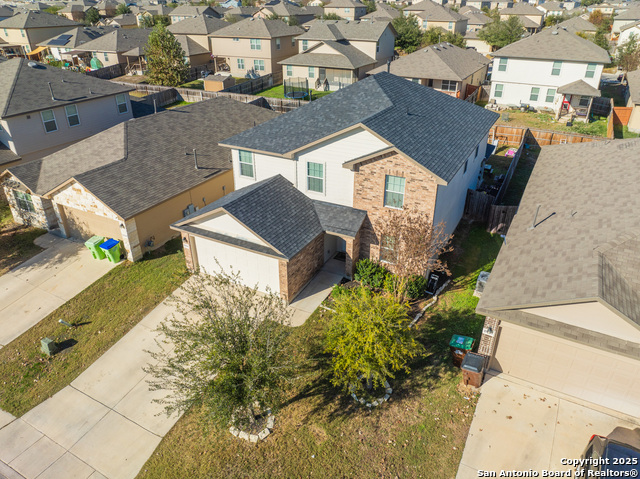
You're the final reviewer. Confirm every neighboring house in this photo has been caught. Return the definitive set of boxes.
[0,6,14,21]
[172,73,498,302]
[463,29,493,55]
[253,1,317,24]
[360,3,401,22]
[280,19,396,90]
[626,68,640,132]
[167,14,227,50]
[368,42,489,99]
[210,18,302,77]
[0,98,279,262]
[323,0,368,21]
[37,26,116,61]
[219,0,240,8]
[224,6,261,21]
[489,27,610,121]
[170,5,220,23]
[0,58,133,166]
[465,1,513,11]
[461,9,491,31]
[476,138,640,418]
[499,2,544,33]
[0,11,78,57]
[556,15,597,35]
[108,13,139,29]
[619,20,640,46]
[588,2,615,15]
[403,1,468,34]
[612,6,640,34]
[59,3,98,22]
[536,1,565,17]
[72,28,151,68]
[95,0,119,17]
[136,5,175,26]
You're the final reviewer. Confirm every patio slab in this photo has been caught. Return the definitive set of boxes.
[0,419,43,464]
[36,452,95,479]
[9,436,65,479]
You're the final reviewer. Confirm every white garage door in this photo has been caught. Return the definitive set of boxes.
[194,237,280,294]
[491,322,640,418]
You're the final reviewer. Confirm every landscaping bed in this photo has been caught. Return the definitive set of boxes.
[136,223,503,478]
[0,200,47,276]
[496,109,608,137]
[0,238,189,416]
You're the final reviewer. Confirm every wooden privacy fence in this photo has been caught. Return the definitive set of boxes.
[111,81,308,113]
[613,107,633,126]
[489,124,602,147]
[487,205,518,235]
[463,189,494,222]
[606,98,615,139]
[86,63,125,80]
[222,71,283,95]
[493,138,524,205]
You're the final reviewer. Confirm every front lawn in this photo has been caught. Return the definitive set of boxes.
[0,238,189,416]
[179,79,204,90]
[256,84,333,101]
[497,109,608,137]
[0,200,46,276]
[137,223,503,479]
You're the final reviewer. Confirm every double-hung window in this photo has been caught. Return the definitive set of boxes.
[302,39,308,51]
[530,87,540,102]
[579,96,590,107]
[307,162,324,193]
[286,65,292,76]
[441,80,457,92]
[448,21,453,29]
[115,94,128,114]
[498,58,507,72]
[275,38,281,50]
[41,110,57,133]
[250,38,261,50]
[551,61,562,76]
[291,37,295,47]
[494,83,504,98]
[585,63,596,79]
[65,104,80,127]
[104,52,109,61]
[384,175,405,208]
[376,41,380,53]
[254,59,265,71]
[239,150,254,178]
[380,235,397,263]
[308,66,314,78]
[14,191,35,213]
[233,37,239,42]
[545,88,556,103]
[237,58,245,70]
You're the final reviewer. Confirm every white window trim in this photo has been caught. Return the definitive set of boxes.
[115,94,128,114]
[65,104,80,127]
[275,37,281,50]
[306,161,325,195]
[250,38,261,50]
[41,110,58,133]
[238,150,255,179]
[383,175,405,210]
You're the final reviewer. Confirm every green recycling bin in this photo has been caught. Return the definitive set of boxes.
[100,238,121,263]
[449,334,475,368]
[85,236,105,260]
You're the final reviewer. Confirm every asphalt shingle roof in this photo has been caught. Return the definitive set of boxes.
[368,41,489,81]
[0,10,79,28]
[462,10,491,26]
[361,4,400,21]
[0,143,20,167]
[298,19,393,41]
[280,40,375,69]
[404,0,467,22]
[499,2,544,15]
[492,26,610,63]
[556,15,597,34]
[6,98,279,220]
[170,5,219,17]
[38,26,117,49]
[73,27,151,53]
[0,58,133,119]
[211,17,304,38]
[110,14,138,26]
[221,72,499,184]
[557,79,601,97]
[614,5,640,20]
[477,139,640,327]
[167,14,227,35]
[326,0,365,8]
[174,175,367,259]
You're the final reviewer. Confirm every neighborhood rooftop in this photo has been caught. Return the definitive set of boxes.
[491,26,610,63]
[556,15,597,34]
[38,26,117,49]
[298,19,393,42]
[280,41,375,69]
[477,138,640,326]
[0,10,79,28]
[73,28,152,53]
[0,58,133,119]
[210,17,304,38]
[627,69,640,105]
[220,72,499,184]
[167,14,228,35]
[404,1,467,21]
[5,98,279,220]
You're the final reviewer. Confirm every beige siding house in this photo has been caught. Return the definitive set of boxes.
[170,5,219,24]
[626,69,640,133]
[210,18,302,76]
[0,11,79,57]
[167,14,228,50]
[72,28,151,68]
[499,2,544,33]
[0,58,133,166]
[403,0,468,34]
[323,0,368,21]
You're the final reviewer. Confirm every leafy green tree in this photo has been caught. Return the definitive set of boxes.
[617,33,640,72]
[45,5,63,15]
[593,28,609,51]
[288,16,299,26]
[324,287,421,393]
[84,7,100,25]
[392,15,423,53]
[322,12,342,20]
[115,3,131,15]
[142,14,171,28]
[589,10,604,26]
[241,0,255,6]
[481,6,500,21]
[363,0,376,14]
[423,27,466,48]
[545,13,567,27]
[145,24,189,86]
[478,16,524,49]
[145,270,298,430]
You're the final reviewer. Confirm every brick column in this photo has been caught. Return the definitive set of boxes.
[278,260,289,302]
[345,229,361,279]
[121,218,142,261]
[478,316,500,362]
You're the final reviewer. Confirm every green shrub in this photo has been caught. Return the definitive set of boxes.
[330,283,352,300]
[406,275,428,300]
[354,259,389,289]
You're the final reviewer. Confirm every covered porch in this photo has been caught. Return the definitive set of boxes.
[123,47,147,76]
[555,79,601,123]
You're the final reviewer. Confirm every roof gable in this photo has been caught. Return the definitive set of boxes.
[211,17,303,38]
[0,10,79,29]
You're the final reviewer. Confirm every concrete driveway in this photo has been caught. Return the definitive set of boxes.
[288,260,344,326]
[0,292,182,479]
[457,374,640,478]
[0,234,116,348]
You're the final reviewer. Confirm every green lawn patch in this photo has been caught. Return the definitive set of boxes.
[614,125,640,139]
[164,100,194,109]
[498,110,608,137]
[0,238,189,416]
[256,84,332,101]
[137,223,503,478]
[179,80,204,90]
[500,147,539,206]
[0,200,46,276]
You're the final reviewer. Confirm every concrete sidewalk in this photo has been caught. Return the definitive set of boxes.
[457,374,640,478]
[0,234,117,348]
[0,294,181,479]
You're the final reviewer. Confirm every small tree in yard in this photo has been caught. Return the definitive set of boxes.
[392,15,423,53]
[145,24,189,87]
[478,16,525,49]
[115,3,131,15]
[617,34,640,72]
[325,288,421,393]
[84,8,100,25]
[145,270,298,430]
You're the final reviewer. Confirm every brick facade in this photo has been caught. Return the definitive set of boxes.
[345,228,361,279]
[278,232,325,303]
[2,184,58,231]
[352,152,439,265]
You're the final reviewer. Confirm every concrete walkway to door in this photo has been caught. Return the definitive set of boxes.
[0,234,117,348]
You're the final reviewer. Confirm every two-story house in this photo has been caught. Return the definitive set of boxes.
[38,26,116,62]
[167,14,228,50]
[368,42,489,99]
[253,1,317,25]
[171,73,499,303]
[59,3,98,23]
[499,2,544,33]
[210,18,303,77]
[476,138,640,419]
[0,11,78,57]
[489,27,610,122]
[170,5,220,23]
[72,28,151,68]
[612,6,640,34]
[280,19,396,90]
[323,0,368,21]
[0,58,133,167]
[461,8,491,32]
[1,98,279,262]
[556,15,597,35]
[403,1,468,34]
[360,3,401,22]
[536,1,565,18]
